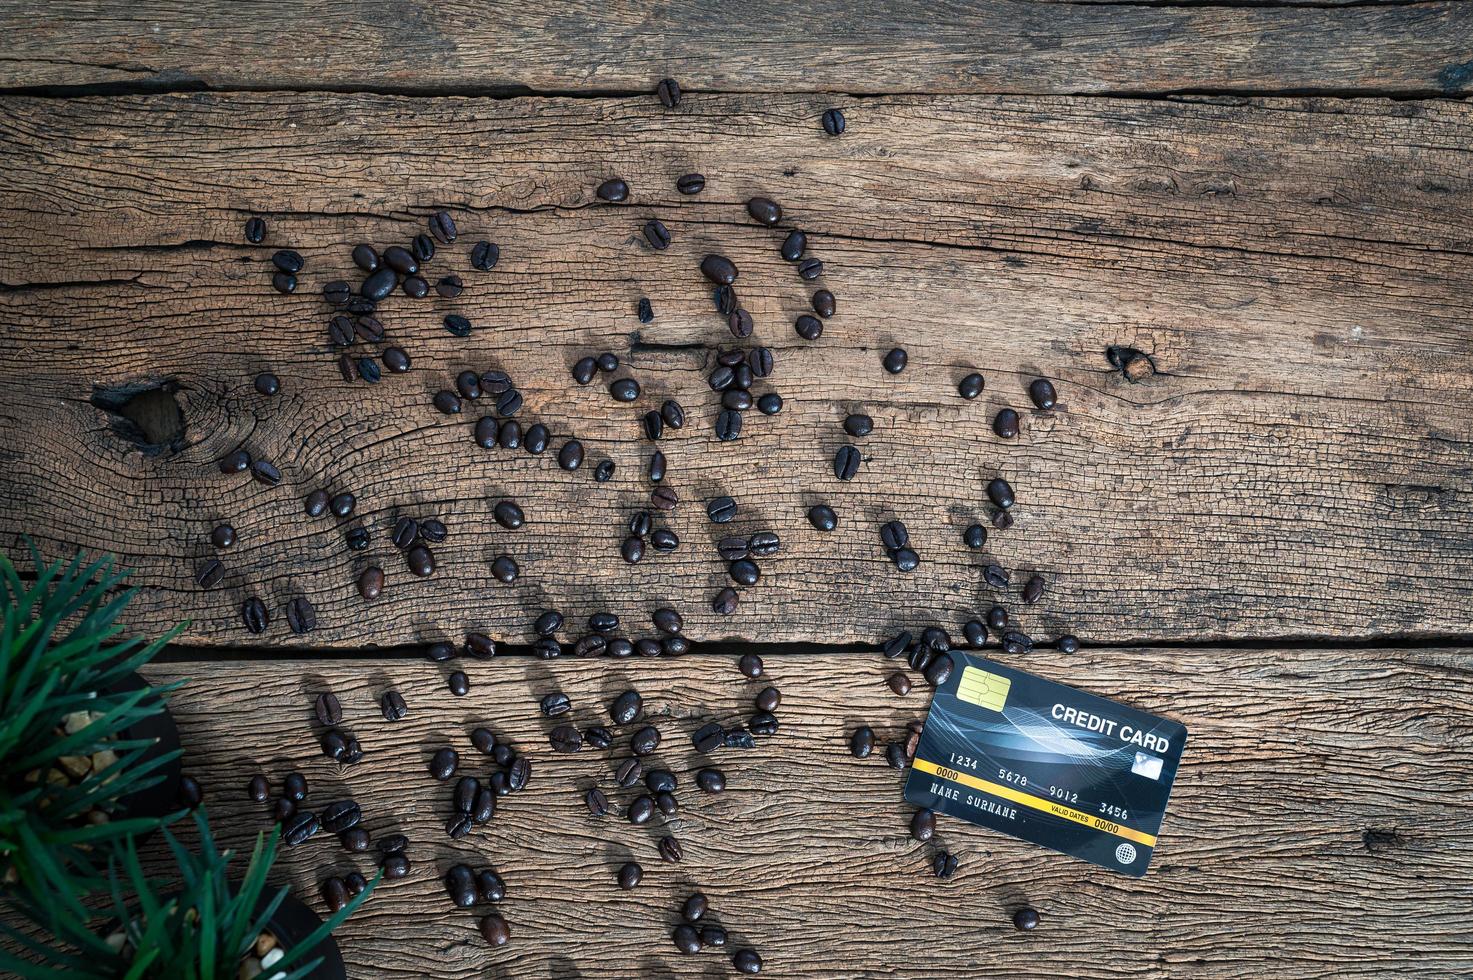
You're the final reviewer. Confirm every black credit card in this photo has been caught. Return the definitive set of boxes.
[903,652,1187,876]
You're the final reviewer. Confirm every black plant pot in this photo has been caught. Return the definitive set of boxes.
[109,670,183,828]
[262,890,348,980]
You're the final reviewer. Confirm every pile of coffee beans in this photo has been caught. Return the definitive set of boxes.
[198,81,1079,964]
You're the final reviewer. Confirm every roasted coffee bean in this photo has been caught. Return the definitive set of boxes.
[1058,634,1080,654]
[822,107,846,135]
[780,229,807,261]
[882,347,908,374]
[445,864,477,907]
[580,786,609,818]
[1014,907,1040,931]
[728,559,760,586]
[908,807,936,842]
[445,812,474,839]
[834,444,862,481]
[627,794,655,825]
[987,605,1009,631]
[641,410,664,441]
[676,173,706,195]
[274,800,296,822]
[673,924,702,955]
[994,509,1014,530]
[219,448,252,474]
[755,687,781,713]
[658,836,684,863]
[327,315,355,347]
[794,313,823,341]
[251,459,282,486]
[379,689,407,721]
[244,217,266,243]
[964,523,987,549]
[175,774,203,810]
[590,352,618,375]
[574,635,608,657]
[1003,630,1034,655]
[323,280,354,308]
[799,503,836,533]
[247,774,271,803]
[700,253,738,285]
[596,178,630,202]
[892,547,919,572]
[958,372,985,400]
[355,314,385,341]
[325,491,355,519]
[888,672,913,696]
[376,247,413,277]
[283,772,309,801]
[797,257,824,281]
[498,419,522,450]
[496,388,523,416]
[443,313,473,338]
[637,296,654,323]
[747,196,782,226]
[648,527,680,554]
[549,724,583,753]
[933,851,960,879]
[655,76,682,107]
[755,392,783,415]
[383,346,411,373]
[715,408,743,441]
[429,209,458,244]
[270,270,297,294]
[749,711,779,736]
[722,388,753,412]
[322,800,362,834]
[648,608,681,637]
[283,811,320,846]
[614,756,642,788]
[523,423,549,455]
[616,861,643,890]
[648,486,677,513]
[541,689,574,717]
[356,357,381,384]
[317,730,346,761]
[922,627,951,652]
[566,356,598,389]
[406,544,436,578]
[1023,575,1045,604]
[983,564,1010,589]
[271,249,303,274]
[472,416,498,449]
[609,377,640,402]
[647,450,668,483]
[583,724,613,749]
[411,233,435,262]
[631,725,661,756]
[749,530,780,557]
[654,790,678,816]
[886,742,908,770]
[717,536,749,562]
[848,724,878,759]
[286,596,316,634]
[987,477,1015,509]
[908,645,934,673]
[491,555,519,583]
[595,460,615,483]
[465,632,496,659]
[1023,376,1060,410]
[882,631,912,659]
[314,692,343,727]
[712,586,739,615]
[451,371,481,401]
[461,238,499,273]
[359,265,396,302]
[805,292,835,324]
[466,728,497,757]
[842,414,875,439]
[389,516,418,550]
[621,536,646,563]
[433,391,463,416]
[558,440,584,471]
[994,408,1020,439]
[693,722,725,753]
[727,306,754,339]
[707,495,737,523]
[963,620,987,647]
[429,747,459,781]
[382,853,411,879]
[194,559,225,589]
[678,766,720,796]
[493,500,525,530]
[534,637,561,659]
[645,770,677,794]
[598,203,656,250]
[675,893,708,923]
[609,689,644,726]
[710,286,737,320]
[925,656,954,687]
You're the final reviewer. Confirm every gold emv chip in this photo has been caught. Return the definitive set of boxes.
[957,666,1011,711]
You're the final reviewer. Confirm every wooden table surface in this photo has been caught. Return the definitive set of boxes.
[2,3,1471,977]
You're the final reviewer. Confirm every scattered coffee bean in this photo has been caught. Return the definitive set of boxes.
[780,229,807,261]
[429,209,457,244]
[794,314,823,341]
[617,861,643,890]
[994,408,1020,439]
[707,495,737,523]
[747,197,782,226]
[729,559,760,586]
[637,297,654,323]
[1013,907,1040,931]
[696,768,726,793]
[380,689,407,721]
[715,409,742,441]
[596,178,630,202]
[1023,575,1045,604]
[1058,634,1080,654]
[651,486,678,511]
[282,811,320,846]
[673,924,702,954]
[713,587,738,615]
[882,348,908,374]
[322,800,362,834]
[491,555,519,583]
[433,390,463,415]
[470,240,500,270]
[738,653,763,678]
[834,445,861,481]
[407,544,436,577]
[382,853,411,879]
[822,107,846,135]
[964,524,987,549]
[271,249,303,274]
[558,440,585,470]
[658,836,684,862]
[693,722,725,753]
[251,459,282,486]
[549,724,582,753]
[412,234,435,262]
[655,77,682,107]
[628,794,655,825]
[933,851,960,878]
[610,378,640,402]
[700,254,738,285]
[958,372,985,400]
[888,672,912,696]
[313,692,342,727]
[631,726,661,756]
[987,478,1015,510]
[925,656,954,686]
[480,914,511,947]
[285,596,316,634]
[493,500,525,530]
[798,257,823,280]
[443,313,472,337]
[244,217,266,243]
[676,173,706,195]
[734,949,763,974]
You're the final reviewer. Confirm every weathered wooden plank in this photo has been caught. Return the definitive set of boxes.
[0,92,1469,648]
[0,1,1470,97]
[129,648,1473,979]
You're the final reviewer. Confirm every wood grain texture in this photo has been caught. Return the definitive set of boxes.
[127,647,1473,979]
[1,92,1470,648]
[1,1,1472,97]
